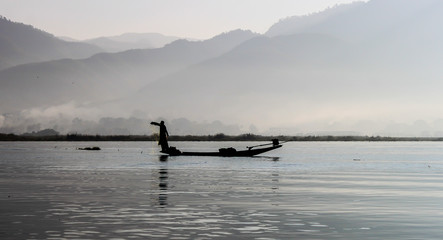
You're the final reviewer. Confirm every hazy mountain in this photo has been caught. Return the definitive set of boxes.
[2,0,443,136]
[84,33,181,52]
[266,0,441,43]
[123,0,443,135]
[58,36,79,42]
[126,33,358,126]
[0,29,258,113]
[0,16,102,70]
[266,2,365,38]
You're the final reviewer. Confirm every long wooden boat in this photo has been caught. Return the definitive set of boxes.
[162,139,283,157]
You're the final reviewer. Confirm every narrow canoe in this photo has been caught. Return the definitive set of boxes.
[163,144,282,157]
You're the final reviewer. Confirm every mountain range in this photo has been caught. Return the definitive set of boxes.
[0,16,102,70]
[82,33,180,52]
[1,0,443,136]
[0,29,258,113]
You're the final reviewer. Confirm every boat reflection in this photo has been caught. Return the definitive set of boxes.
[159,155,169,162]
[252,156,280,161]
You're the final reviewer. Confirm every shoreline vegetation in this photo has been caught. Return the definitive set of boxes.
[2,133,443,142]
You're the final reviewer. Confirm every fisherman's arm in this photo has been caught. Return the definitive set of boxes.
[150,122,160,126]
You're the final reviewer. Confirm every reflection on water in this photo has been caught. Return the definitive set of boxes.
[158,155,169,207]
[254,156,280,162]
[159,155,169,162]
[2,141,443,239]
[271,172,279,191]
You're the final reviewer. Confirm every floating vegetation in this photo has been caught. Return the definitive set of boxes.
[77,147,101,151]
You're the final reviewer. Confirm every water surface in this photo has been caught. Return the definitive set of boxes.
[1,141,443,239]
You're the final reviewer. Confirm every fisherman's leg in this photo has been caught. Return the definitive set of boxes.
[161,142,169,152]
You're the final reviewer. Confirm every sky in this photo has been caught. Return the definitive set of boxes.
[1,0,364,40]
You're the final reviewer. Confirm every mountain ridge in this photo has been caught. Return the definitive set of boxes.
[2,1,443,136]
[0,29,258,113]
[84,32,181,52]
[0,16,103,70]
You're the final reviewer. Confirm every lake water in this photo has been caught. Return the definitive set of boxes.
[1,141,443,239]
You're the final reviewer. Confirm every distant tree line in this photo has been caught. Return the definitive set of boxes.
[2,132,443,142]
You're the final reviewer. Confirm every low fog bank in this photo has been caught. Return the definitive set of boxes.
[3,104,443,137]
[0,116,242,136]
[0,105,243,136]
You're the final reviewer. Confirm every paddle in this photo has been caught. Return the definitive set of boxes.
[247,139,284,150]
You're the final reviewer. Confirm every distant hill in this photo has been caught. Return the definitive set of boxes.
[127,33,355,122]
[123,0,443,134]
[84,33,181,52]
[0,16,103,70]
[2,0,443,136]
[0,29,258,113]
[266,0,441,43]
[266,2,364,38]
[22,128,59,136]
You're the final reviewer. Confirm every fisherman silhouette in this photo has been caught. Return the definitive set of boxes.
[150,121,169,152]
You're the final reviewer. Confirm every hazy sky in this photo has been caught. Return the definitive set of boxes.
[1,0,364,40]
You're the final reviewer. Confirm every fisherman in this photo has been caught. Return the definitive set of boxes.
[150,121,169,152]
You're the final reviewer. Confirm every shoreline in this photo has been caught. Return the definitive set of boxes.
[2,133,443,142]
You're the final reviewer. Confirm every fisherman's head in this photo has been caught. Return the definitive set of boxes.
[160,121,165,125]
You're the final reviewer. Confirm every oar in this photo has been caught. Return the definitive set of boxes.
[247,139,285,150]
[247,142,273,150]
